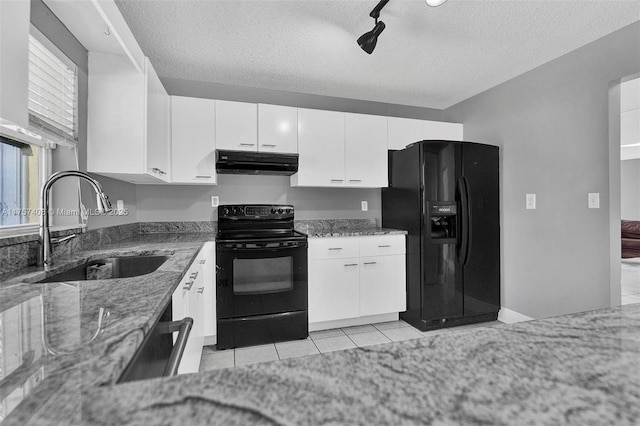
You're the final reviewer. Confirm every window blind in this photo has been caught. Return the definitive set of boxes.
[28,34,78,145]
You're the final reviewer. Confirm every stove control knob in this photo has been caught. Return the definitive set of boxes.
[222,207,230,216]
[277,208,283,214]
[271,208,276,214]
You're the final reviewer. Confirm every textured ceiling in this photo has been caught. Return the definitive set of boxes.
[114,0,640,109]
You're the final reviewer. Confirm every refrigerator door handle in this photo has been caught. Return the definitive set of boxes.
[457,177,471,267]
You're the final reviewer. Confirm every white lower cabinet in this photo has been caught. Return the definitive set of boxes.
[359,255,406,316]
[200,242,216,338]
[308,235,406,325]
[172,242,215,374]
[308,258,360,323]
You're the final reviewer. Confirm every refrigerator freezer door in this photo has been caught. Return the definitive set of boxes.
[461,143,500,317]
[421,142,463,322]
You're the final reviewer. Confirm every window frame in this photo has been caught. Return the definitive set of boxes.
[0,138,49,238]
[28,25,79,149]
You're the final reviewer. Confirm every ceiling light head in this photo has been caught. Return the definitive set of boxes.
[357,20,386,54]
[425,0,447,6]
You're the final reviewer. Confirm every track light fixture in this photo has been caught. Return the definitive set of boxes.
[358,0,448,54]
[357,0,390,54]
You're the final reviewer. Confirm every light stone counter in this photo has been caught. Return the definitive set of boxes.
[79,303,640,426]
[2,227,638,426]
[0,233,214,425]
[295,219,406,238]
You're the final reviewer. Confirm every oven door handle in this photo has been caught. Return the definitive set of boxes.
[217,241,307,251]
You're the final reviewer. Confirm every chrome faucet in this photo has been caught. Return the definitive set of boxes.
[38,171,112,268]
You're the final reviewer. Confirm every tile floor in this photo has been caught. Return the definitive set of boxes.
[621,258,640,305]
[199,319,502,372]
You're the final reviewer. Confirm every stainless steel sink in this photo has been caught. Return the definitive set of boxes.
[38,255,170,283]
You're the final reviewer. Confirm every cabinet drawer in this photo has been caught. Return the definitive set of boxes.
[309,238,359,259]
[359,235,405,257]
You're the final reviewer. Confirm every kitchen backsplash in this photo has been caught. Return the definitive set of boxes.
[0,219,383,276]
[139,221,217,234]
[295,219,378,236]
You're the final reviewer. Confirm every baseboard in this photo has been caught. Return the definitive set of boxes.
[498,308,534,324]
[309,313,399,332]
[203,335,217,346]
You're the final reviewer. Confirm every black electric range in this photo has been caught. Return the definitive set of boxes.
[215,204,308,349]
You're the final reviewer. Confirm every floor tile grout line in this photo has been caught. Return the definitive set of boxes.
[310,336,322,354]
[344,332,359,348]
[372,323,411,332]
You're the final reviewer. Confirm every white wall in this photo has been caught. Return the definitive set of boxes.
[136,175,381,222]
[620,77,640,160]
[444,22,640,319]
[621,159,640,220]
[620,77,640,221]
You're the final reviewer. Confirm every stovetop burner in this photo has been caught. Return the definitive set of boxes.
[216,204,307,242]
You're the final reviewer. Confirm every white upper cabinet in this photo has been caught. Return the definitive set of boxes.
[388,117,463,150]
[170,96,216,184]
[215,100,257,151]
[0,0,30,129]
[258,104,298,153]
[292,108,345,187]
[345,113,388,187]
[387,117,424,150]
[423,120,463,141]
[88,54,170,183]
[145,61,171,181]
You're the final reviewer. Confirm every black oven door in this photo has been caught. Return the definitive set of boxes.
[216,239,308,319]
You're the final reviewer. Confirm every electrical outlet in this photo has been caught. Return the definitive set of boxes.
[211,196,219,208]
[526,194,536,210]
[588,193,599,209]
[361,201,368,211]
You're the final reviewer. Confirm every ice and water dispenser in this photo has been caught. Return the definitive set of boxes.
[428,202,457,242]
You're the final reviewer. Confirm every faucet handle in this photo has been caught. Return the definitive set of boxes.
[51,234,77,245]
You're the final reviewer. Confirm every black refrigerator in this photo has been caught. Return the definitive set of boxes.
[382,140,500,331]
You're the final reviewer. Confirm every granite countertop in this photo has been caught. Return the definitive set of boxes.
[0,233,214,425]
[294,219,407,238]
[82,304,640,425]
[3,228,638,425]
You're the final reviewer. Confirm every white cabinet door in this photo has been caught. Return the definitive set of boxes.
[308,258,360,323]
[176,263,204,375]
[292,108,345,187]
[0,0,30,129]
[200,242,216,338]
[423,120,463,141]
[359,255,406,316]
[387,117,424,150]
[215,100,257,151]
[171,96,217,184]
[87,53,170,184]
[359,235,405,257]
[258,104,297,153]
[172,280,188,329]
[145,59,171,181]
[189,269,205,343]
[308,237,359,260]
[345,113,388,187]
